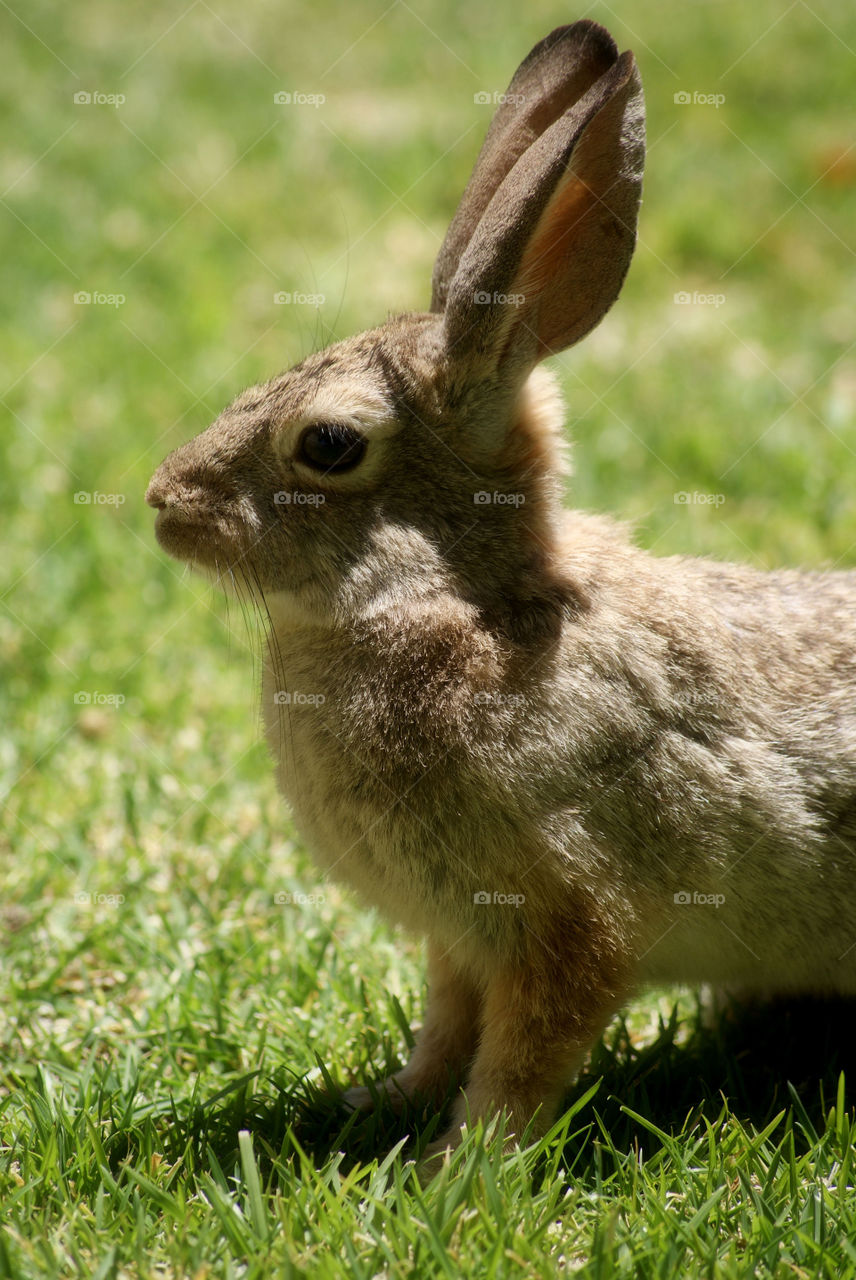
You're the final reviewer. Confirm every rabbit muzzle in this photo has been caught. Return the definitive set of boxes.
[146,446,263,577]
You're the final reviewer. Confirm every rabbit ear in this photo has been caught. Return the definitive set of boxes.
[441,47,644,392]
[430,21,623,314]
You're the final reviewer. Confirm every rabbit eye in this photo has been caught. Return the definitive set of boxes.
[297,423,366,473]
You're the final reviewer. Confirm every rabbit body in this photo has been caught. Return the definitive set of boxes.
[257,358,856,1003]
[147,20,856,1162]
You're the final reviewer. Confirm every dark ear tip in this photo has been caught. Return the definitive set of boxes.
[519,21,620,80]
[616,48,639,76]
[547,19,621,61]
[588,48,641,102]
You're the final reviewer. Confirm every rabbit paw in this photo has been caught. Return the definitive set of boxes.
[340,1077,416,1117]
[415,1131,458,1185]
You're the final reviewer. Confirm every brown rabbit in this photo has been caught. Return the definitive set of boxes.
[146,20,856,1171]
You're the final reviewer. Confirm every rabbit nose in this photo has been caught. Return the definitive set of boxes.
[145,480,166,509]
[146,465,190,509]
[145,475,170,509]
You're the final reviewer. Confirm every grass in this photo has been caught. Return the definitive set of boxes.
[2,0,856,1274]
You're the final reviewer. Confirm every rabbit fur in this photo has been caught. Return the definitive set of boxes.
[147,19,856,1167]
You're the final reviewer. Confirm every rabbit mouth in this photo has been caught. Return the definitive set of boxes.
[152,503,254,574]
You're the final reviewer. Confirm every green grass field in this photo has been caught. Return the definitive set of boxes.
[2,0,856,1274]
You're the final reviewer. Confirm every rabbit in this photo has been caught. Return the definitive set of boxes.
[146,18,856,1174]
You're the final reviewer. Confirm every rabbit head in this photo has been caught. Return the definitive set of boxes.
[146,21,644,632]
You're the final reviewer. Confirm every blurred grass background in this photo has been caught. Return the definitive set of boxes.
[1,0,855,1273]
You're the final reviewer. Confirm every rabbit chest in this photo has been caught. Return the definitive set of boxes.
[259,610,580,951]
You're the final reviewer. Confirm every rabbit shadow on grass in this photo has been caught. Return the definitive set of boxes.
[177,994,856,1184]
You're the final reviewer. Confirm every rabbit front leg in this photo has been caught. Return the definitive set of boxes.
[344,943,482,1115]
[419,926,629,1176]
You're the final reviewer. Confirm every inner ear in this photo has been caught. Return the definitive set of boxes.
[442,51,644,395]
[513,175,602,359]
[431,22,623,313]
